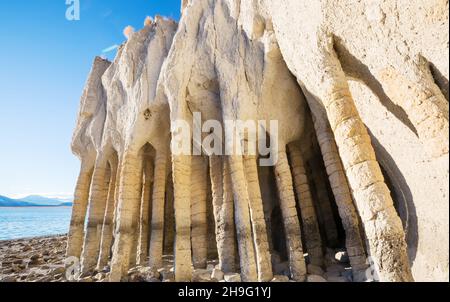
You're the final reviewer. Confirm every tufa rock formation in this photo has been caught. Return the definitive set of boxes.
[67,1,449,282]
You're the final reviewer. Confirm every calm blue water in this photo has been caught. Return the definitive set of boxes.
[0,207,72,240]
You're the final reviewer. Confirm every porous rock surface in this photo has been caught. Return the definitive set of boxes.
[64,0,448,283]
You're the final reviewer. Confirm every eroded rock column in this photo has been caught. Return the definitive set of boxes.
[210,156,237,273]
[97,155,118,270]
[109,151,144,281]
[311,112,368,277]
[244,155,273,281]
[288,144,323,266]
[380,64,449,158]
[137,159,154,265]
[173,154,193,281]
[148,151,168,269]
[321,48,413,281]
[309,156,339,247]
[228,155,258,282]
[67,160,94,259]
[80,157,111,273]
[274,149,307,281]
[190,156,208,269]
[163,177,175,255]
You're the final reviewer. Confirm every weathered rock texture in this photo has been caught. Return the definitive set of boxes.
[67,0,449,282]
[1,236,68,283]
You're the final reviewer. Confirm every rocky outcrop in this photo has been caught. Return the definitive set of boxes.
[67,0,449,282]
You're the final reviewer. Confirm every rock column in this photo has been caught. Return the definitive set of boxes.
[190,156,208,269]
[109,151,144,281]
[319,48,413,281]
[228,155,258,282]
[244,155,273,281]
[67,160,94,259]
[137,159,154,265]
[97,155,118,269]
[173,154,193,281]
[288,144,323,266]
[274,149,307,281]
[80,157,111,273]
[148,151,168,269]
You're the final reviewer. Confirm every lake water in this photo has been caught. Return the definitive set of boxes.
[0,207,72,241]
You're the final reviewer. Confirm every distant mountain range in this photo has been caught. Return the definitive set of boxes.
[0,195,73,207]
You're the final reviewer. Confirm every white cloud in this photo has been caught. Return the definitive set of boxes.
[102,44,119,53]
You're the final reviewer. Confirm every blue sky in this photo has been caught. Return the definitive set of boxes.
[0,0,181,199]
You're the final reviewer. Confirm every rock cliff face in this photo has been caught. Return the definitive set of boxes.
[67,1,449,282]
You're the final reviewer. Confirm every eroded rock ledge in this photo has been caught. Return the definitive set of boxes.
[67,0,449,282]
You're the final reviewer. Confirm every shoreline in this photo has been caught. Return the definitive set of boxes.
[0,206,72,209]
[0,234,354,282]
[0,233,68,243]
[0,234,68,282]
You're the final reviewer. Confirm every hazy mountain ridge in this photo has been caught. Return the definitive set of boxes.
[0,195,73,207]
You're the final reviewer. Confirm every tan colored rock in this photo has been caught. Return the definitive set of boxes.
[136,157,154,265]
[211,268,224,281]
[227,155,258,282]
[80,156,111,273]
[190,156,208,269]
[97,154,118,269]
[271,275,290,282]
[191,270,210,282]
[307,275,327,282]
[109,152,144,281]
[148,150,168,269]
[287,144,323,266]
[224,273,241,283]
[209,156,237,273]
[266,0,448,282]
[244,155,273,281]
[67,57,111,260]
[274,151,307,281]
[66,0,448,283]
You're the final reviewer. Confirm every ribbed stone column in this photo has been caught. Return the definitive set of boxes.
[288,144,323,266]
[311,114,368,276]
[244,155,273,281]
[228,155,258,282]
[173,154,193,281]
[190,156,208,269]
[97,155,118,270]
[137,159,154,265]
[309,157,339,247]
[80,156,111,273]
[148,150,168,269]
[380,65,449,158]
[209,156,237,273]
[274,150,307,281]
[67,160,94,259]
[317,50,413,281]
[109,151,144,282]
[163,176,175,255]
